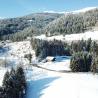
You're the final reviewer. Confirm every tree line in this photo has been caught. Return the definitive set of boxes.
[31,38,98,57]
[31,38,71,58]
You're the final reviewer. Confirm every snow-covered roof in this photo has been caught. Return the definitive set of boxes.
[46,56,55,61]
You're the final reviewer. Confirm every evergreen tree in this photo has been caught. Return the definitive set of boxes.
[24,53,32,64]
[2,67,26,98]
[91,56,98,73]
[91,41,98,55]
[86,38,92,52]
[16,66,26,97]
[2,71,10,87]
[70,51,92,72]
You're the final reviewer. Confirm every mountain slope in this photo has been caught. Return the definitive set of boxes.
[0,13,62,38]
[43,8,98,36]
[1,7,98,41]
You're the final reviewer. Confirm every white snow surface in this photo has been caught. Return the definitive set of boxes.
[72,7,97,13]
[65,30,98,41]
[25,65,98,98]
[43,7,98,14]
[0,41,35,67]
[25,56,98,98]
[35,30,98,42]
[43,10,66,14]
[39,56,71,71]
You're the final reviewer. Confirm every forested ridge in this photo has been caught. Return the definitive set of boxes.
[0,8,98,41]
[44,8,98,36]
[0,13,62,41]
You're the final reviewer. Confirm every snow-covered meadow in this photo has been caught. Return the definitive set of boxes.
[35,30,98,42]
[0,41,36,67]
[25,66,98,98]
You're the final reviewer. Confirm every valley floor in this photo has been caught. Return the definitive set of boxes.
[25,66,98,98]
[0,41,98,98]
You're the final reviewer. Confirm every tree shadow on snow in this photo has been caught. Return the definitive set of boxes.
[0,46,11,55]
[54,56,71,62]
[25,77,59,98]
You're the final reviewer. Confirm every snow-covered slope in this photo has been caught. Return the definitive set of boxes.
[43,7,98,14]
[7,41,34,58]
[0,41,35,67]
[35,30,98,42]
[72,7,97,13]
[43,11,65,14]
[65,30,98,41]
[25,63,98,98]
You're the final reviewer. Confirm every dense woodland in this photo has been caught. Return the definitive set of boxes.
[44,8,98,36]
[31,38,71,58]
[0,13,62,41]
[0,67,26,98]
[70,39,98,73]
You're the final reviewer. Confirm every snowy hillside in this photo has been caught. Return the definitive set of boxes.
[35,30,98,42]
[72,7,97,13]
[65,30,98,41]
[43,7,98,14]
[0,41,35,67]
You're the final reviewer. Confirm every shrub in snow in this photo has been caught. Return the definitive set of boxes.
[0,59,10,67]
[24,53,32,64]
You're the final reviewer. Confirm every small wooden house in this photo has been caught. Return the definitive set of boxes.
[46,56,56,62]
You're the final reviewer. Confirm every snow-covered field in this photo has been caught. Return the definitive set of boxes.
[0,40,98,98]
[25,66,98,98]
[0,41,36,67]
[35,30,98,42]
[39,56,71,71]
